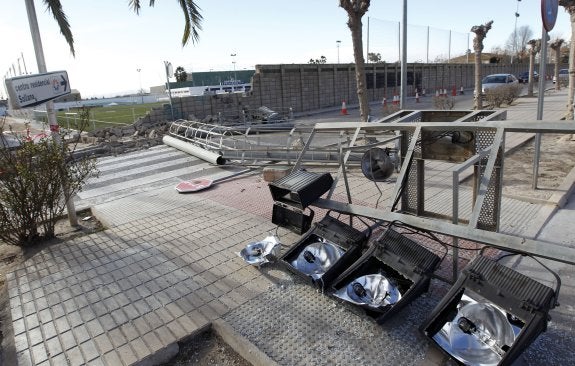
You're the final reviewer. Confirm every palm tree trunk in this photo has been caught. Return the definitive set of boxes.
[528,52,535,97]
[351,25,369,122]
[471,21,492,110]
[340,1,370,122]
[554,46,561,91]
[567,10,575,120]
[474,50,483,110]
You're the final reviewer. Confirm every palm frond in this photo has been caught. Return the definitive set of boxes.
[43,0,75,56]
[129,0,142,14]
[184,0,203,45]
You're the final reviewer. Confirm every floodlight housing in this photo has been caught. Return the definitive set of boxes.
[331,228,442,323]
[268,170,333,209]
[269,170,333,234]
[280,214,369,289]
[421,255,557,366]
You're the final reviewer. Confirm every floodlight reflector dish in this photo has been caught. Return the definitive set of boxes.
[431,293,521,366]
[238,235,281,266]
[291,240,345,280]
[333,274,402,308]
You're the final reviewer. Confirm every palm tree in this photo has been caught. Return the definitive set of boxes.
[471,21,493,110]
[527,39,540,97]
[559,1,575,119]
[339,0,370,122]
[550,38,565,91]
[43,0,203,56]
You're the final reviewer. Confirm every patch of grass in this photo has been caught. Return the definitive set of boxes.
[53,102,164,131]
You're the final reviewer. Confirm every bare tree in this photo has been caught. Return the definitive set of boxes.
[527,39,541,97]
[559,0,575,120]
[339,0,370,122]
[506,25,534,63]
[550,38,565,90]
[471,21,493,110]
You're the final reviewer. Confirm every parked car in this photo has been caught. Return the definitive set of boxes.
[481,73,519,94]
[518,71,538,83]
[553,68,569,84]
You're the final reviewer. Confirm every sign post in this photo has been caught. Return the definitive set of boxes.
[23,0,77,226]
[533,0,558,189]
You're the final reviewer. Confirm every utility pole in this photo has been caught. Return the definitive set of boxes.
[400,0,407,109]
[24,0,77,226]
[137,68,143,104]
[164,61,174,120]
[230,53,237,82]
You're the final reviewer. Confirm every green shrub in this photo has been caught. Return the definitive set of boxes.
[0,114,98,246]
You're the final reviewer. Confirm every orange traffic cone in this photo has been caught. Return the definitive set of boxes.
[341,100,348,115]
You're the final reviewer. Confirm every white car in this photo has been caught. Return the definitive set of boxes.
[553,69,569,84]
[481,73,519,94]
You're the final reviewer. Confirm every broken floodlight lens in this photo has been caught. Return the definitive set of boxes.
[291,240,345,280]
[431,292,522,366]
[238,235,281,266]
[333,274,402,309]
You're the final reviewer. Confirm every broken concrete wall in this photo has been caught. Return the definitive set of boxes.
[123,63,531,127]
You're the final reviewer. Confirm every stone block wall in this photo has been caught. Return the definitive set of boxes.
[140,62,555,124]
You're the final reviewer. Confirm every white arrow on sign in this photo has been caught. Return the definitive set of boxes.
[4,70,71,109]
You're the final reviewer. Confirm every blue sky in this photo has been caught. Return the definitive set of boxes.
[1,0,572,98]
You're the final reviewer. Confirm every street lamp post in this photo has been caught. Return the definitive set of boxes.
[164,61,174,120]
[336,40,341,63]
[230,53,237,82]
[136,68,143,104]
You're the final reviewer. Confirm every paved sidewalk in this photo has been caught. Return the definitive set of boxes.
[3,87,575,366]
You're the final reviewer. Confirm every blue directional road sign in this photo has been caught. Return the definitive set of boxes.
[542,0,559,32]
[4,70,70,109]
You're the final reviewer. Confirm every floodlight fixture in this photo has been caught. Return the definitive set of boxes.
[280,213,370,289]
[421,255,559,366]
[361,147,395,181]
[331,226,443,323]
[268,170,333,234]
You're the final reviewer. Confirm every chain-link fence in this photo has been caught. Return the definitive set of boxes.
[366,17,471,64]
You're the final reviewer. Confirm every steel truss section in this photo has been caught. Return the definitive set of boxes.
[304,119,575,270]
